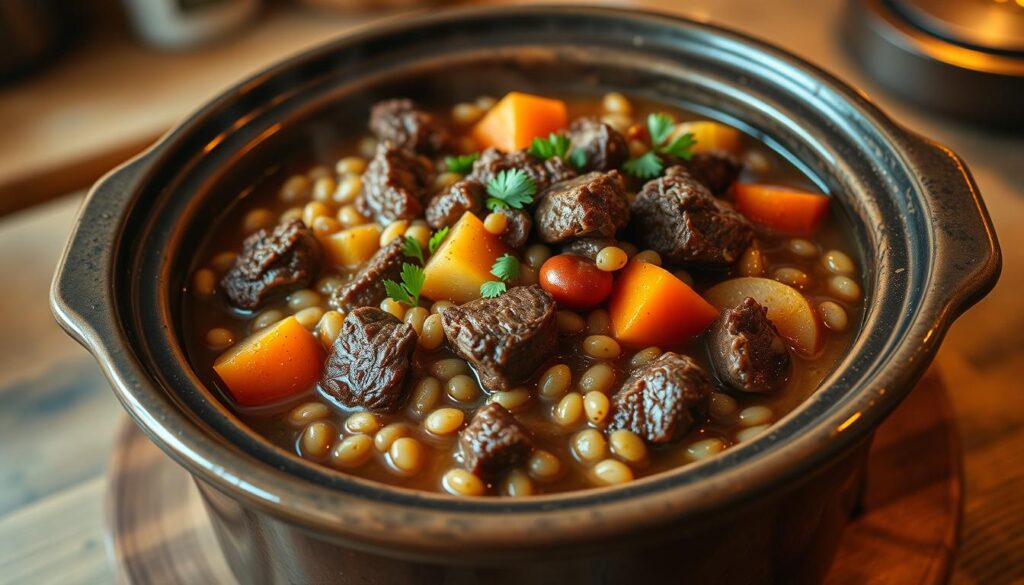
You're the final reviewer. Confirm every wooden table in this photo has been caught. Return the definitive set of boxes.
[0,1,1021,583]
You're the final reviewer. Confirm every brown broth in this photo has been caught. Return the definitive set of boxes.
[183,96,863,495]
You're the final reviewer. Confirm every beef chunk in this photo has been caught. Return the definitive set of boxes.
[331,238,405,310]
[562,237,618,261]
[567,117,628,172]
[497,209,532,249]
[369,98,453,155]
[708,298,790,393]
[358,143,433,223]
[318,307,417,413]
[425,180,484,229]
[630,166,753,266]
[683,151,742,195]
[459,403,533,478]
[441,285,557,392]
[221,219,321,310]
[534,171,630,243]
[467,148,576,193]
[609,352,712,444]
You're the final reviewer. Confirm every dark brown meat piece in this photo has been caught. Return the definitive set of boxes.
[534,171,630,244]
[358,143,433,223]
[331,239,405,310]
[459,403,533,478]
[318,307,417,413]
[441,285,557,392]
[467,148,576,193]
[369,98,453,155]
[630,166,753,266]
[497,209,532,249]
[562,237,618,261]
[609,352,712,444]
[567,117,629,172]
[221,219,321,311]
[682,150,742,195]
[424,180,484,230]
[707,298,790,393]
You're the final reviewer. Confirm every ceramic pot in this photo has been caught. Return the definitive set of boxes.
[52,7,1000,584]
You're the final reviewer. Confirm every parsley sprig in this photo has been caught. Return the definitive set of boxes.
[384,227,449,307]
[623,113,698,180]
[384,263,425,307]
[479,254,521,298]
[444,153,479,175]
[402,235,424,264]
[529,133,571,160]
[485,169,537,212]
[530,132,588,171]
[428,226,449,254]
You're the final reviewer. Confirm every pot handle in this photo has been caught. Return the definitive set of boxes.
[50,151,153,351]
[898,129,1001,319]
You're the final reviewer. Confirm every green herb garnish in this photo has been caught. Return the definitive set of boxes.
[485,169,537,211]
[622,151,664,180]
[428,226,449,254]
[647,113,676,148]
[444,153,479,175]
[529,133,571,161]
[402,235,424,264]
[661,132,697,159]
[623,113,697,179]
[479,254,521,298]
[568,148,588,170]
[479,281,507,298]
[490,254,520,282]
[384,263,425,307]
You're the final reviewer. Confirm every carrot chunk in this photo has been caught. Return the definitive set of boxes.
[213,316,325,406]
[609,262,719,348]
[734,183,831,236]
[472,92,568,152]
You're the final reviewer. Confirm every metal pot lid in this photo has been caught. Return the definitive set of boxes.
[844,0,1024,128]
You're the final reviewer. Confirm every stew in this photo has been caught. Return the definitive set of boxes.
[184,92,863,496]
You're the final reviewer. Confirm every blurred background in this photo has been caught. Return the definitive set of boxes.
[0,0,1021,583]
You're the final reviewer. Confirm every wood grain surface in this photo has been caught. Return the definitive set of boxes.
[0,0,1021,583]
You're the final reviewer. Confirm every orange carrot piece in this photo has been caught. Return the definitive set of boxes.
[472,92,568,152]
[214,316,325,407]
[609,262,719,348]
[734,183,831,236]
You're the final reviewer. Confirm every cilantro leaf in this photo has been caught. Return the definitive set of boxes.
[486,169,537,211]
[402,235,424,264]
[444,153,479,175]
[480,281,507,298]
[647,113,676,147]
[428,226,449,254]
[383,279,414,306]
[490,254,520,282]
[383,262,425,306]
[660,132,696,160]
[568,148,588,170]
[529,133,571,160]
[623,151,664,179]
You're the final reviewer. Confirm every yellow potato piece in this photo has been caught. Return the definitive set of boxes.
[322,223,381,268]
[704,277,821,355]
[675,121,743,155]
[422,212,511,304]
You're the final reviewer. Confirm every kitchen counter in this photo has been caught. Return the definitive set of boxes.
[0,1,1020,583]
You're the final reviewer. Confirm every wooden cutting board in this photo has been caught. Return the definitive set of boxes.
[107,368,960,584]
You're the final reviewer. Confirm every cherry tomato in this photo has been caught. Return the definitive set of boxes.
[539,254,613,309]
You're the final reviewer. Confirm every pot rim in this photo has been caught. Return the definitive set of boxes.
[51,5,1000,558]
